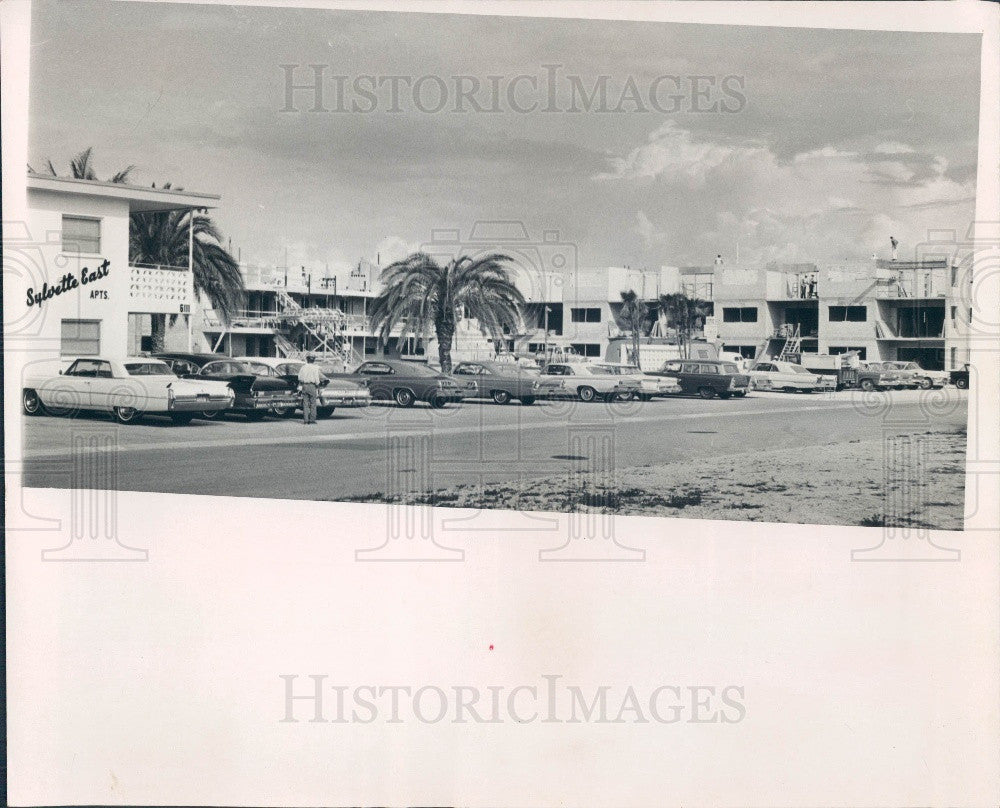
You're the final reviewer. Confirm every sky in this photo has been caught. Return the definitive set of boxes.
[28,1,981,274]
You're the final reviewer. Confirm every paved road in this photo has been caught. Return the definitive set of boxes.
[21,389,968,500]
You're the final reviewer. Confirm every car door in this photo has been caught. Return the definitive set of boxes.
[52,359,99,408]
[83,360,121,410]
[752,362,775,388]
[679,362,702,394]
[355,362,394,399]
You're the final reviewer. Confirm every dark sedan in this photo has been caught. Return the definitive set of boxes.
[155,352,299,420]
[452,360,566,404]
[950,364,970,389]
[648,359,750,399]
[329,359,470,408]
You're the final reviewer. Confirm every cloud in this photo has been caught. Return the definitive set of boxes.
[593,121,749,187]
[634,210,669,247]
[374,236,422,266]
[596,122,975,264]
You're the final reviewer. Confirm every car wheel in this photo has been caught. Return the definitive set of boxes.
[394,388,416,407]
[170,413,195,425]
[955,378,968,389]
[317,406,335,418]
[782,386,797,393]
[577,386,597,402]
[200,409,223,420]
[429,395,450,409]
[859,378,875,392]
[22,388,45,416]
[919,377,933,390]
[270,404,295,418]
[113,406,141,425]
[520,396,536,406]
[698,386,716,400]
[491,390,512,405]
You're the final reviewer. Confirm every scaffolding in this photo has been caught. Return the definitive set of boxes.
[206,288,365,366]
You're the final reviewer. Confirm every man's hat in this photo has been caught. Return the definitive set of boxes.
[306,353,316,361]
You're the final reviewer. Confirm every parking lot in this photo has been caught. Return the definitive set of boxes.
[22,387,968,523]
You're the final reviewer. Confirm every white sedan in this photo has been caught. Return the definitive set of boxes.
[748,360,826,392]
[593,362,681,399]
[22,357,234,424]
[540,362,642,402]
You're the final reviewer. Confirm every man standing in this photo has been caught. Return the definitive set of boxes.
[297,353,322,425]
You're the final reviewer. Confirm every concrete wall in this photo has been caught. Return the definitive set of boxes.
[23,188,132,373]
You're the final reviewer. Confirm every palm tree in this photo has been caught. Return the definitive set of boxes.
[37,147,136,184]
[617,289,648,370]
[368,252,525,373]
[658,292,710,359]
[130,189,245,325]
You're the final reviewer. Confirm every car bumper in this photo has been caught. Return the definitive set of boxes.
[320,393,371,407]
[169,397,233,412]
[238,394,300,410]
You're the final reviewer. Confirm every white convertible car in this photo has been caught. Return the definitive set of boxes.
[22,357,235,424]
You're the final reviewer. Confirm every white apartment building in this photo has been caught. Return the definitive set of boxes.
[13,172,219,373]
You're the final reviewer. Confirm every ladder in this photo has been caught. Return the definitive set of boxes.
[777,324,802,361]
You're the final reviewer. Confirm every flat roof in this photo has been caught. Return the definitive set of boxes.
[27,172,220,213]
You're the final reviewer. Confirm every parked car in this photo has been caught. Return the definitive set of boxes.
[648,359,750,399]
[22,356,234,424]
[329,359,470,407]
[860,361,908,390]
[235,356,371,417]
[451,360,566,404]
[799,354,881,391]
[950,363,970,389]
[882,361,949,390]
[592,362,681,400]
[748,360,824,393]
[155,352,300,420]
[539,362,641,402]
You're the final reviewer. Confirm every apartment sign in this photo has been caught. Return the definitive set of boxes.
[25,258,111,309]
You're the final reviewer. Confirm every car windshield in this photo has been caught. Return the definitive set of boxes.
[789,365,812,374]
[583,365,615,375]
[125,361,175,376]
[721,363,739,374]
[903,362,920,370]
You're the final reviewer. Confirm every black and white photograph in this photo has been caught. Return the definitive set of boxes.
[3,1,999,806]
[12,0,987,529]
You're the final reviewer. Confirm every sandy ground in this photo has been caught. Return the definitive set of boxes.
[349,427,967,530]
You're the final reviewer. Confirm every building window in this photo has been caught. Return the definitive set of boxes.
[721,307,758,323]
[62,215,101,254]
[60,319,101,356]
[570,307,601,323]
[569,343,601,357]
[829,305,867,322]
